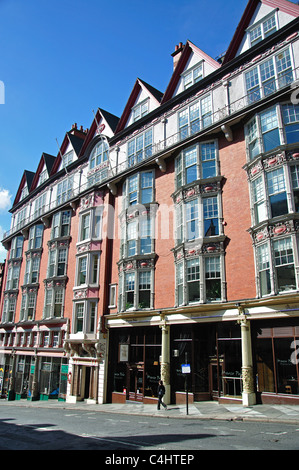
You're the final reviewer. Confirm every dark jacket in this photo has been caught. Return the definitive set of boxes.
[157,384,165,397]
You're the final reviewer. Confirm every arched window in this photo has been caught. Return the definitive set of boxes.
[89,139,109,170]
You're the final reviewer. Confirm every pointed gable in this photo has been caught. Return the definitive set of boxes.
[13,170,35,206]
[223,0,299,65]
[78,108,120,158]
[161,40,220,104]
[115,78,163,133]
[30,153,56,191]
[50,126,86,176]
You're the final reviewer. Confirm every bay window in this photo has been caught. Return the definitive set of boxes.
[175,141,218,189]
[256,237,298,297]
[273,237,296,292]
[176,195,220,245]
[119,268,154,311]
[73,300,97,334]
[175,254,224,305]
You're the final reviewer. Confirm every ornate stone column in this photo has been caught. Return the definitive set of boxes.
[160,316,170,405]
[240,317,256,406]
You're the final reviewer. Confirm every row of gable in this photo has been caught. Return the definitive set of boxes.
[12,0,299,208]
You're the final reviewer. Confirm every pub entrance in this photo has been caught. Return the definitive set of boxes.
[128,365,144,402]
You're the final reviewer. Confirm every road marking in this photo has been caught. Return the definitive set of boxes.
[81,434,141,448]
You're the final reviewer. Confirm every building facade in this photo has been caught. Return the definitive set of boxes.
[1,0,299,406]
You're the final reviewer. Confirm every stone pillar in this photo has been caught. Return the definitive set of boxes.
[160,320,170,405]
[240,318,256,407]
[7,351,16,401]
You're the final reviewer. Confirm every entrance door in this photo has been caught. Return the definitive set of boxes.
[129,367,144,402]
[209,360,223,400]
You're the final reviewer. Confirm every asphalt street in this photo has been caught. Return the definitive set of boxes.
[0,404,298,452]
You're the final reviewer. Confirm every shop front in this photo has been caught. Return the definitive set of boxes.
[108,326,161,404]
[170,322,243,404]
[252,319,299,404]
[108,322,245,405]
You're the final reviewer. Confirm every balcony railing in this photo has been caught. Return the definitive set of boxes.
[3,66,299,242]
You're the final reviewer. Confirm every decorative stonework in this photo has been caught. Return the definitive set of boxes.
[250,219,298,245]
[242,366,255,394]
[173,179,222,205]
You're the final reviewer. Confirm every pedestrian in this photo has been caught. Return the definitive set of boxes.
[157,379,167,410]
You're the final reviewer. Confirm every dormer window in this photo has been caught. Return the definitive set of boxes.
[248,13,277,47]
[183,63,203,90]
[38,169,47,186]
[62,151,73,168]
[132,99,149,122]
[20,186,29,201]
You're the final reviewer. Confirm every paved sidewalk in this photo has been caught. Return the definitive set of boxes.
[2,399,299,425]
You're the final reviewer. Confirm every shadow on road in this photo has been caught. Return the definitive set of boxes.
[0,417,219,450]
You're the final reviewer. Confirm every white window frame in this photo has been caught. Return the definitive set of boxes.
[182,62,204,90]
[247,11,278,47]
[244,47,294,104]
[132,99,149,122]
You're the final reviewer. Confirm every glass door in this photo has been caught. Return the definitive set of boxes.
[129,367,144,401]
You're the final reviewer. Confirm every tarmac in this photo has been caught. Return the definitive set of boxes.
[2,398,299,425]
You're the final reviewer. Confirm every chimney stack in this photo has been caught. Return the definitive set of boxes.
[171,42,185,71]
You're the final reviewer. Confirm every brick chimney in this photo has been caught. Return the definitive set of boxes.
[171,42,185,71]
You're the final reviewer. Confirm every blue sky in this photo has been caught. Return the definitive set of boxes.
[0,0,280,260]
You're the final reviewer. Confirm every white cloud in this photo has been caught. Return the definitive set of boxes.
[0,188,11,212]
[0,226,7,262]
